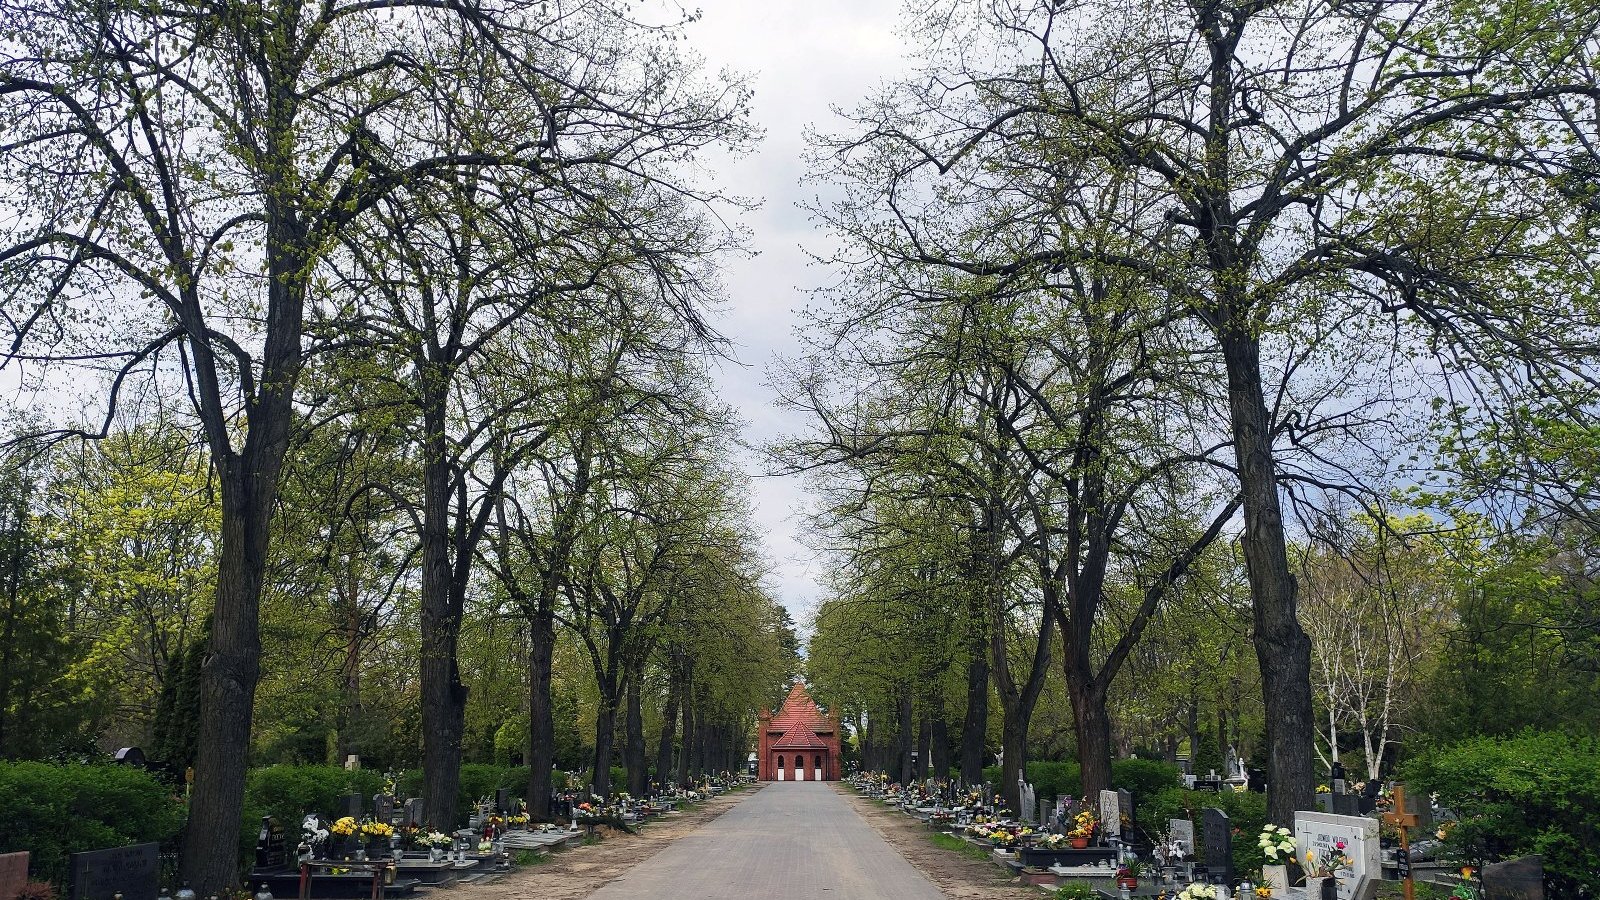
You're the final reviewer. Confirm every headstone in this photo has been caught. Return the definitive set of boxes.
[1177,755,1192,776]
[1331,793,1360,816]
[1292,810,1381,900]
[254,816,286,870]
[1481,855,1543,900]
[69,843,158,900]
[1330,760,1347,795]
[0,852,29,900]
[1168,818,1195,857]
[1099,789,1121,838]
[1247,768,1266,793]
[1117,788,1134,835]
[403,798,424,828]
[344,754,360,770]
[339,793,362,818]
[1019,779,1037,823]
[373,794,395,825]
[1202,808,1231,885]
[496,789,513,814]
[1037,796,1049,828]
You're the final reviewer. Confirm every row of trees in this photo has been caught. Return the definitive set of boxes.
[0,0,792,891]
[785,0,1600,825]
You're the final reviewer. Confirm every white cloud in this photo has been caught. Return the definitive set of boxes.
[688,0,909,622]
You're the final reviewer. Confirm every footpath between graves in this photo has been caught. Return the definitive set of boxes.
[446,785,760,900]
[832,784,1041,900]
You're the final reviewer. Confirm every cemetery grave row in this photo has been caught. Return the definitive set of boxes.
[8,767,754,900]
[845,765,1543,900]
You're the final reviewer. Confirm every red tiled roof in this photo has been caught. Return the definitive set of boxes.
[772,727,828,750]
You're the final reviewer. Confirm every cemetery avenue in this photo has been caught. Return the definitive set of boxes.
[1,0,1598,899]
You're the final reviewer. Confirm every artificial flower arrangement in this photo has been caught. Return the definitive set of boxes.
[1303,839,1353,877]
[1254,887,1274,898]
[1068,805,1099,840]
[425,831,453,848]
[1178,884,1218,900]
[361,821,394,840]
[1258,824,1296,861]
[508,813,530,827]
[1033,833,1074,849]
[330,817,358,837]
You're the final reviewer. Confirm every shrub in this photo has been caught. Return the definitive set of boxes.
[1403,730,1600,895]
[981,760,1082,803]
[243,765,385,825]
[16,882,58,900]
[1054,883,1096,900]
[1129,784,1267,877]
[0,762,186,890]
[1111,759,1182,803]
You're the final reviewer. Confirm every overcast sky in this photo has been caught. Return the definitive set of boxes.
[686,0,910,625]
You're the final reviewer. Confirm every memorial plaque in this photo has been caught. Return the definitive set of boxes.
[1168,818,1195,856]
[403,798,425,828]
[1293,810,1380,900]
[339,793,362,818]
[1202,808,1232,885]
[254,816,287,869]
[1099,789,1121,837]
[373,794,395,824]
[0,851,29,900]
[496,788,513,814]
[1117,788,1134,834]
[69,843,158,900]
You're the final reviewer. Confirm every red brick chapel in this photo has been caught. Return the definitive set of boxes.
[757,682,842,781]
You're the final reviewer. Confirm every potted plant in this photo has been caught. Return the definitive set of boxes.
[1257,824,1297,890]
[329,817,358,859]
[1068,805,1099,848]
[1116,862,1142,889]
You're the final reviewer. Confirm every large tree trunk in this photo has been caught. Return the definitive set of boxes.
[1220,328,1316,823]
[931,708,951,781]
[419,412,467,830]
[592,690,618,797]
[655,663,680,793]
[961,651,988,785]
[1069,677,1113,799]
[895,687,914,785]
[998,703,1027,813]
[525,606,556,817]
[677,691,693,786]
[182,475,272,894]
[624,674,647,796]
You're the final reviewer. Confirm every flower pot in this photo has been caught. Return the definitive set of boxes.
[1070,837,1089,849]
[1262,864,1289,891]
[430,848,445,863]
[1117,876,1138,889]
[1307,876,1336,900]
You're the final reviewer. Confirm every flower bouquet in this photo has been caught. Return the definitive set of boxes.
[361,820,395,858]
[1067,805,1099,848]
[328,816,358,858]
[1178,884,1217,900]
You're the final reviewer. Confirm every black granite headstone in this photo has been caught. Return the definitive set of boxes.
[339,793,362,818]
[403,798,425,827]
[1246,768,1266,793]
[254,816,287,870]
[1331,793,1360,816]
[1117,789,1134,834]
[1202,808,1232,885]
[69,843,158,900]
[1483,855,1544,900]
[496,789,513,814]
[373,794,395,825]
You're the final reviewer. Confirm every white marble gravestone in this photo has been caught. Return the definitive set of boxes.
[1099,789,1121,838]
[1293,810,1380,900]
[1168,818,1195,857]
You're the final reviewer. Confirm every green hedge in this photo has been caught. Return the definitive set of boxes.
[1404,730,1600,895]
[0,762,186,890]
[980,758,1181,803]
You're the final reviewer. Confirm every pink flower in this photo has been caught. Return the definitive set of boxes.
[1335,840,1346,850]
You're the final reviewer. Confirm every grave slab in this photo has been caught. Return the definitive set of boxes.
[69,843,158,900]
[1293,810,1380,900]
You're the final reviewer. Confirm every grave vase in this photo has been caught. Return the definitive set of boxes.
[1262,864,1289,892]
[1070,836,1089,849]
[1306,876,1336,900]
[429,847,445,863]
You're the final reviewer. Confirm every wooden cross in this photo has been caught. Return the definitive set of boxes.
[1382,782,1420,900]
